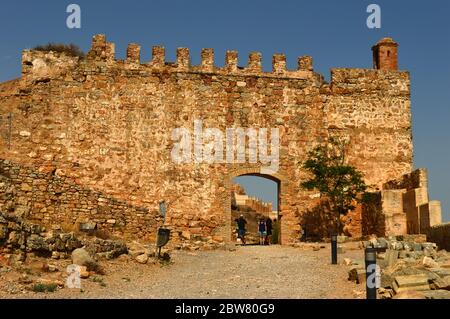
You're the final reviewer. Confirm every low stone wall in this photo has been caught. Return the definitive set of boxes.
[0,210,128,262]
[427,223,450,251]
[0,159,161,241]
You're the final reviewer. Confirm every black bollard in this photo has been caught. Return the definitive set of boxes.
[365,248,378,299]
[331,234,337,265]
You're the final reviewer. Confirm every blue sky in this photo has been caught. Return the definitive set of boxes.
[0,0,449,220]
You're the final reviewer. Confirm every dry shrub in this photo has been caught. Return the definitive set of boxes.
[33,43,85,58]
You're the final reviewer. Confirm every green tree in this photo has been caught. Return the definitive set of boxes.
[300,138,368,235]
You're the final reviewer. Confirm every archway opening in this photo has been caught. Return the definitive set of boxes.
[231,174,280,245]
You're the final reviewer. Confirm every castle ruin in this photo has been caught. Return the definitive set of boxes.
[0,35,445,248]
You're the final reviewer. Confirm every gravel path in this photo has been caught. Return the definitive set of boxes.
[2,244,364,299]
[145,245,361,299]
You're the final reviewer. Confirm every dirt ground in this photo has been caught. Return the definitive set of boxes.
[0,244,365,299]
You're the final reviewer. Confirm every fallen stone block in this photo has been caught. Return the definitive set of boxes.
[423,290,450,299]
[385,249,399,267]
[393,274,430,294]
[430,277,450,291]
[423,256,439,268]
[429,268,450,278]
[392,290,426,299]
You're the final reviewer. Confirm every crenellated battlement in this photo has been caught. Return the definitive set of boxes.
[18,34,410,95]
[22,34,318,81]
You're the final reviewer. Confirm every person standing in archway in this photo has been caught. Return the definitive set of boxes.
[235,214,247,245]
[258,218,267,245]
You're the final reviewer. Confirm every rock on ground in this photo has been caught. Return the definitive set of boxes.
[71,248,95,267]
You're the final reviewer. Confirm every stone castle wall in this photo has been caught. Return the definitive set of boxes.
[0,159,160,241]
[233,194,272,214]
[0,35,413,245]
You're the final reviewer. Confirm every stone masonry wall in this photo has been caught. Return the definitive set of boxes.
[0,159,161,241]
[0,34,413,245]
[427,223,450,251]
[381,169,442,236]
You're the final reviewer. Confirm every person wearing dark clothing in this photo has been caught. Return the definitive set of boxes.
[265,217,273,245]
[258,219,267,245]
[235,215,247,245]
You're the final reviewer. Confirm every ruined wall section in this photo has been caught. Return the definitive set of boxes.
[0,159,159,240]
[381,169,442,235]
[427,223,450,251]
[325,69,412,188]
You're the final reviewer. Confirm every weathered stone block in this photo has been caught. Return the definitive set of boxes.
[393,274,430,294]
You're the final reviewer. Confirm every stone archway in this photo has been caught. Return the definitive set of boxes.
[223,167,287,244]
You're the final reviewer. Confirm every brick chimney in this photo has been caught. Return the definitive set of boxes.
[372,37,398,70]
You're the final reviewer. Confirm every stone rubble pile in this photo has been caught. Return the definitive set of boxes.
[347,235,450,299]
[0,211,130,265]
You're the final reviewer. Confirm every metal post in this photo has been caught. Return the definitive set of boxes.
[331,234,337,265]
[365,248,378,299]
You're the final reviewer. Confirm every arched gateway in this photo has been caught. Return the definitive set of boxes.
[225,168,284,244]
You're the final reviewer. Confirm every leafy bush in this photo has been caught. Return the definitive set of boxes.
[33,43,85,58]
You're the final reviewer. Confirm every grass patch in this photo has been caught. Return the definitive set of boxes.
[90,275,107,287]
[32,283,57,293]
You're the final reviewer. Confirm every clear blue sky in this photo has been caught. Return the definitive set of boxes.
[0,1,449,220]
